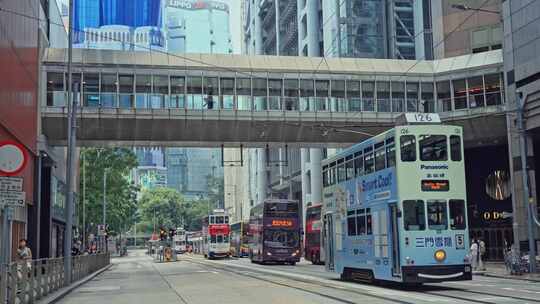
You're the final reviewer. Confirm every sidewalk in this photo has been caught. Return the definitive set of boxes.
[475,262,540,282]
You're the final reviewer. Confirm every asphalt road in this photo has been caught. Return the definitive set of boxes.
[56,250,540,304]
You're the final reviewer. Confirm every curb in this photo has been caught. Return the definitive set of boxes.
[37,263,113,304]
[476,271,540,283]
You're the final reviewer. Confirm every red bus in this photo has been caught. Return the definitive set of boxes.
[202,210,230,259]
[305,204,323,264]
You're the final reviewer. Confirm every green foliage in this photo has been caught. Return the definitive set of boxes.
[139,187,186,229]
[79,148,139,235]
[183,199,212,231]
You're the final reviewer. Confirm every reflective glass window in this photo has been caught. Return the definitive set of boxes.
[83,73,100,107]
[331,80,345,98]
[374,143,386,171]
[436,81,451,111]
[364,147,374,174]
[135,75,151,108]
[377,81,390,112]
[284,79,299,97]
[220,78,235,95]
[347,80,360,98]
[449,199,466,230]
[450,135,462,161]
[421,82,435,113]
[362,81,375,111]
[406,82,419,112]
[354,152,363,177]
[403,200,426,231]
[347,210,357,236]
[337,159,346,182]
[47,72,65,106]
[420,135,447,161]
[187,76,203,94]
[386,137,396,167]
[468,76,485,108]
[101,74,117,107]
[484,73,502,105]
[119,74,134,108]
[453,79,467,109]
[268,79,282,96]
[253,78,267,96]
[391,82,405,112]
[400,135,416,162]
[236,78,251,95]
[357,209,366,235]
[170,76,185,108]
[427,200,448,230]
[345,155,354,180]
[315,80,329,97]
[203,77,218,95]
[300,79,314,97]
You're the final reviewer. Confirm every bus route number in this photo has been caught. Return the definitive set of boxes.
[405,113,441,124]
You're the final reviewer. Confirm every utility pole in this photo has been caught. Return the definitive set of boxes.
[517,92,537,273]
[64,0,75,285]
[103,169,107,252]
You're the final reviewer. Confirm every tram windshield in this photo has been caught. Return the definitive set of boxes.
[403,200,426,231]
[419,135,448,161]
[264,229,299,248]
[427,200,448,230]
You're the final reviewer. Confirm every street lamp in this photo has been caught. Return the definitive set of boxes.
[451,4,500,14]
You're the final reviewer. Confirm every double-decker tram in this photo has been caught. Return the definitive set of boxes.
[173,227,187,254]
[230,221,249,257]
[323,113,471,284]
[249,199,301,265]
[202,210,230,259]
[305,204,324,264]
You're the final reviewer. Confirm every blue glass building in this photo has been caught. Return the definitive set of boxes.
[74,0,162,43]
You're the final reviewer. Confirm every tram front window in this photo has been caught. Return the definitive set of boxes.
[211,235,217,243]
[427,200,448,230]
[216,216,225,224]
[449,199,466,230]
[264,229,299,248]
[217,235,223,243]
[403,200,426,231]
[420,135,447,161]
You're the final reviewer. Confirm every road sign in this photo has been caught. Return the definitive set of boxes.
[0,176,23,192]
[0,141,28,176]
[0,191,25,206]
[97,224,106,236]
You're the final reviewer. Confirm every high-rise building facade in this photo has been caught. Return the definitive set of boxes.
[431,0,502,59]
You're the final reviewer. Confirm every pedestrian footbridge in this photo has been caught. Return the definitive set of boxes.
[41,48,507,147]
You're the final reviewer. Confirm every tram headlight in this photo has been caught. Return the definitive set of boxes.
[266,251,272,256]
[434,249,446,262]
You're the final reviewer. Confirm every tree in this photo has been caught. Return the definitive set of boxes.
[79,148,139,237]
[183,198,212,231]
[139,187,186,230]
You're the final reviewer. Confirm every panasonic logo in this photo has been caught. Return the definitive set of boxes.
[420,164,448,170]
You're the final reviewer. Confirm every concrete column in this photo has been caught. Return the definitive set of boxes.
[254,2,263,55]
[301,148,310,230]
[306,0,320,56]
[310,149,323,204]
[506,113,539,246]
[257,148,268,205]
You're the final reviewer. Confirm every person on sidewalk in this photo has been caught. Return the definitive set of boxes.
[478,237,486,271]
[16,239,32,263]
[470,238,479,270]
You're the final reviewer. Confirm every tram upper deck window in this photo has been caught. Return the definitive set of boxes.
[400,135,416,162]
[449,199,466,230]
[337,159,346,182]
[323,165,329,187]
[224,216,229,224]
[366,209,372,235]
[403,200,426,231]
[374,142,386,171]
[215,216,225,224]
[427,200,448,230]
[354,152,363,177]
[450,135,462,161]
[386,137,396,167]
[210,216,215,224]
[364,147,374,174]
[345,155,354,180]
[420,135,447,161]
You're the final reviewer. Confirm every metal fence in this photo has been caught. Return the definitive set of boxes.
[0,253,110,304]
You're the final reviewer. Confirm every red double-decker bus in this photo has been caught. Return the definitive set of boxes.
[305,204,323,264]
[202,210,230,259]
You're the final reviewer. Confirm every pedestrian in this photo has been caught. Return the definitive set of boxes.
[17,239,32,262]
[478,237,486,271]
[470,237,479,270]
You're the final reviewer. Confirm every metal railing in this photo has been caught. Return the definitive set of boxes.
[0,253,110,304]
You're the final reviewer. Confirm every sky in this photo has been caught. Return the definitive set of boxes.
[55,0,242,54]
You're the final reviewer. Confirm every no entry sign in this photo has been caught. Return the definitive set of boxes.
[0,141,28,176]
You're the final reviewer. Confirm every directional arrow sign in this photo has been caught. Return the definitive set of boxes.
[0,191,25,206]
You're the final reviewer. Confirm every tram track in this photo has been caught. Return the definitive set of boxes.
[184,258,427,304]
[423,288,540,304]
[150,262,190,304]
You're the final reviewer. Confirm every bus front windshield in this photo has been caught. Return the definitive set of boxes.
[264,229,299,248]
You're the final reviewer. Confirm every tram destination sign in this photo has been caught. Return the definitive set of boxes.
[0,176,23,192]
